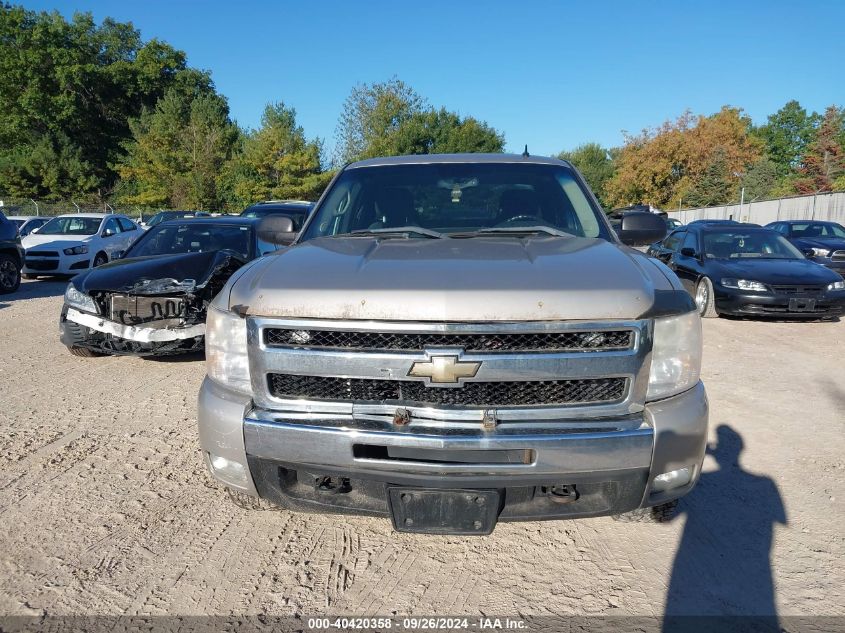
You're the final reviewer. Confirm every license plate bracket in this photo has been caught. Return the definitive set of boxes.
[788,297,817,312]
[387,487,499,535]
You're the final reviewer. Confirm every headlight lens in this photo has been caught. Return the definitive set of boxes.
[721,278,768,292]
[206,304,251,395]
[809,248,831,257]
[828,280,845,291]
[64,284,97,313]
[63,245,89,256]
[648,310,702,401]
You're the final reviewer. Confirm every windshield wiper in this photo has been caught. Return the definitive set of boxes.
[347,226,448,239]
[455,226,575,238]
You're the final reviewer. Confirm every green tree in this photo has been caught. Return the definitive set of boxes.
[794,106,845,194]
[739,158,780,201]
[225,102,332,206]
[334,78,504,163]
[756,100,820,176]
[684,147,734,207]
[335,77,425,164]
[116,89,239,209]
[557,143,615,206]
[0,4,212,199]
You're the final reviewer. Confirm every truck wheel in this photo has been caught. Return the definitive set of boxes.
[67,345,102,358]
[0,253,21,294]
[225,488,279,511]
[612,500,678,523]
[695,278,719,318]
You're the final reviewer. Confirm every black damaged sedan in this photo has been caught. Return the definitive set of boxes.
[60,215,295,356]
[647,224,845,318]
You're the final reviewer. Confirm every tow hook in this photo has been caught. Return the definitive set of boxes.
[541,484,579,504]
[315,476,351,494]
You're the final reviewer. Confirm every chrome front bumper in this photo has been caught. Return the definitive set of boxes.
[198,378,708,510]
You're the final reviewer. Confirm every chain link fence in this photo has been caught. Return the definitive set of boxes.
[0,197,170,222]
[669,192,845,225]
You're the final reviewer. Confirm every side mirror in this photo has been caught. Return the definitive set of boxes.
[616,212,667,247]
[679,247,697,258]
[257,215,297,246]
[102,229,115,238]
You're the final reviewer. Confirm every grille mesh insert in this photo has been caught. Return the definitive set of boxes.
[264,328,633,352]
[267,374,627,407]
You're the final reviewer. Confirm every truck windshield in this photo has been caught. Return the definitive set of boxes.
[300,162,608,241]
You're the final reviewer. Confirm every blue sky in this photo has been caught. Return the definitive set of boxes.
[20,0,845,157]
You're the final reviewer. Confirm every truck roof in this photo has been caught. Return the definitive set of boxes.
[346,153,572,169]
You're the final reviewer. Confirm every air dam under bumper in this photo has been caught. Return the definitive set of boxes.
[198,379,708,529]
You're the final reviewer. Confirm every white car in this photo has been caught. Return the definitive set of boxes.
[22,213,141,278]
[7,216,49,237]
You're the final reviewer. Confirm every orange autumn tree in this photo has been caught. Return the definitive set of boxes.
[604,107,762,209]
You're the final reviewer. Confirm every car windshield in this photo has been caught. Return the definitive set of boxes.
[37,216,102,235]
[790,223,845,239]
[299,162,607,240]
[146,212,194,227]
[702,230,803,260]
[126,222,253,259]
[240,207,309,229]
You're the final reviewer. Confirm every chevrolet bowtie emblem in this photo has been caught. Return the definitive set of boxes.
[408,355,481,385]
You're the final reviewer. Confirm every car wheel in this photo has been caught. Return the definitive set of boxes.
[612,500,678,523]
[92,253,108,268]
[695,277,719,318]
[0,254,21,294]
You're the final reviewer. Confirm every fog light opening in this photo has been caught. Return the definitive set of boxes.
[208,452,249,486]
[652,466,692,493]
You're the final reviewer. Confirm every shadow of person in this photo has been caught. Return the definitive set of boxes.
[664,425,787,632]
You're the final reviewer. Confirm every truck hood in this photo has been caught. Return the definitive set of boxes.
[228,235,684,321]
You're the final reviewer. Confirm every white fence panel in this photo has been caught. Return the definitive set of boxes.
[670,192,845,226]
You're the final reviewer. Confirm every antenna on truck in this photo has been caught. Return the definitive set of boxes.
[522,145,530,158]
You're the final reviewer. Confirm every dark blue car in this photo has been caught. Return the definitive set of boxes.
[766,220,845,275]
[647,224,845,318]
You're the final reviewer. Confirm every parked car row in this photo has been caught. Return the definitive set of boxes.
[647,222,845,318]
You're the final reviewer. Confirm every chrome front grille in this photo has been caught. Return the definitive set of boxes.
[264,328,634,352]
[268,374,628,407]
[248,318,652,423]
[832,250,845,262]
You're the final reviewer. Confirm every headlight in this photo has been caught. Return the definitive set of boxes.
[828,280,845,291]
[809,248,831,257]
[648,310,702,401]
[64,284,97,313]
[206,304,251,395]
[63,245,89,256]
[721,278,768,292]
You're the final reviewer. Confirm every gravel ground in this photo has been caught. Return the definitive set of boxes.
[0,279,842,618]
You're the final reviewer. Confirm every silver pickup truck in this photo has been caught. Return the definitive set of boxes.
[198,154,708,534]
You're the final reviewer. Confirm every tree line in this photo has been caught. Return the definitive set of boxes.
[561,102,845,210]
[1,5,843,213]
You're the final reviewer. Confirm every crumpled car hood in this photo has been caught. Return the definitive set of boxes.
[227,235,685,321]
[73,250,247,296]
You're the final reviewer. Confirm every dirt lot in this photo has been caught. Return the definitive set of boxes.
[0,279,842,618]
